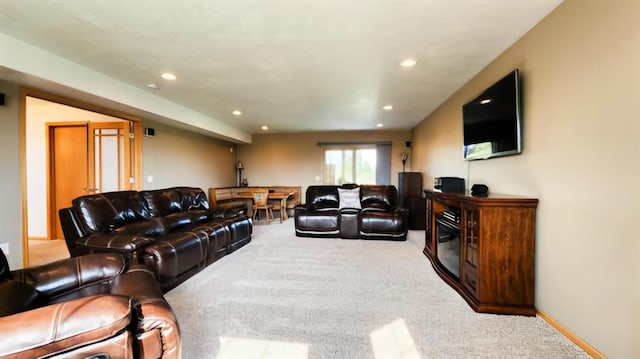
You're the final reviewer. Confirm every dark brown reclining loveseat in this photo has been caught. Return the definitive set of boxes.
[0,250,180,358]
[59,186,252,291]
[294,184,408,240]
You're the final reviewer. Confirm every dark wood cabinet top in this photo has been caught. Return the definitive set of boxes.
[424,189,538,207]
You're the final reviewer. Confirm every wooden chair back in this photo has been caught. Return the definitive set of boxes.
[252,188,269,207]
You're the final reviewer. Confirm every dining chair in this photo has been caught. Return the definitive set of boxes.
[252,188,273,224]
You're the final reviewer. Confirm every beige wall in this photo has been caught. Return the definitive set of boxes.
[0,81,24,269]
[142,119,237,191]
[411,0,639,357]
[237,130,411,197]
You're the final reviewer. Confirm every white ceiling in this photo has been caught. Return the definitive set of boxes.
[0,0,563,138]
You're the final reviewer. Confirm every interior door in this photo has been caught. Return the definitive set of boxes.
[49,123,89,240]
[48,121,132,239]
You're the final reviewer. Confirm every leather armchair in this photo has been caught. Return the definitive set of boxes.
[294,186,341,238]
[0,250,180,358]
[359,185,408,240]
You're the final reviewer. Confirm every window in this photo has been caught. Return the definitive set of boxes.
[321,143,391,185]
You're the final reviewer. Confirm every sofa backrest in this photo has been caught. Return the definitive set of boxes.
[140,187,210,217]
[173,187,210,210]
[70,187,212,235]
[72,191,149,234]
[140,188,183,217]
[304,184,398,210]
[305,186,339,210]
[360,185,398,210]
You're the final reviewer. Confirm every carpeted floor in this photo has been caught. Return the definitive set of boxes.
[165,220,590,358]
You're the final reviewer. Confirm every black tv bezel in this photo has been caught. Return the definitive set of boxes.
[462,69,522,161]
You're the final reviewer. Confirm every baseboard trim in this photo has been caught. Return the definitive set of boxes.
[537,309,605,358]
[28,237,49,241]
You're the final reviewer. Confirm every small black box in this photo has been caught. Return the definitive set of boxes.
[0,93,5,106]
[434,177,465,193]
[471,184,489,197]
[144,127,155,137]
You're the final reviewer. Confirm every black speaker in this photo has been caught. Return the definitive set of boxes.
[144,127,155,137]
[405,141,412,148]
[0,93,5,106]
[471,184,489,197]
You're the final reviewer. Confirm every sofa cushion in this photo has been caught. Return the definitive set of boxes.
[338,187,362,209]
[111,218,167,237]
[158,212,193,231]
[189,209,212,223]
[294,210,340,232]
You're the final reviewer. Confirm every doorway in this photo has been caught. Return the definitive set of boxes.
[24,93,142,266]
[47,121,131,240]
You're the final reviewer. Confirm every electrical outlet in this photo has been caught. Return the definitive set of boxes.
[0,243,9,254]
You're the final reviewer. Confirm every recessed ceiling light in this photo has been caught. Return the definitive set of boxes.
[480,99,492,105]
[400,59,416,67]
[376,123,384,128]
[232,110,242,116]
[261,125,269,131]
[147,83,158,89]
[161,73,176,80]
[383,105,393,111]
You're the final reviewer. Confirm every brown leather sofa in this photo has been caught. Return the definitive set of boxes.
[59,186,252,291]
[294,184,408,240]
[0,250,180,358]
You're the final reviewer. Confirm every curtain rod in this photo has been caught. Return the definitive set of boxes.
[317,141,392,146]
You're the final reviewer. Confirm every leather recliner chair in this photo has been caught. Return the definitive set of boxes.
[0,249,180,358]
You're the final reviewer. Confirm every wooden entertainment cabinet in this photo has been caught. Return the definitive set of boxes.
[424,189,538,316]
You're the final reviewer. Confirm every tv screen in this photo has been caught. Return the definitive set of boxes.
[462,69,521,160]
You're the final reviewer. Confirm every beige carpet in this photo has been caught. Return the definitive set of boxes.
[165,220,590,358]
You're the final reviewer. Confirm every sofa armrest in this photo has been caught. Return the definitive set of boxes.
[58,207,84,253]
[76,232,156,255]
[136,298,181,359]
[11,253,127,298]
[0,295,132,358]
[111,265,181,358]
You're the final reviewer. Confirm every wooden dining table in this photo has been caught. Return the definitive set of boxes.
[235,191,295,223]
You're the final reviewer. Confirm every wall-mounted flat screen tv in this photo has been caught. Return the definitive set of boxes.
[462,69,521,160]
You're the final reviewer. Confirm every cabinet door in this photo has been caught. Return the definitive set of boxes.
[424,195,435,257]
[461,205,480,296]
[398,172,423,200]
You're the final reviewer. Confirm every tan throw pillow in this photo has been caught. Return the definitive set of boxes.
[338,188,361,209]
